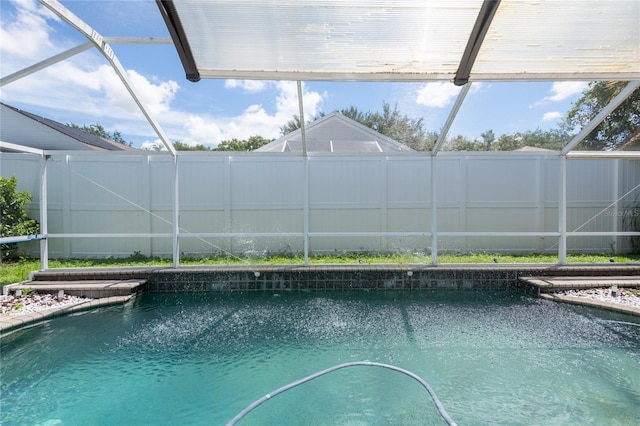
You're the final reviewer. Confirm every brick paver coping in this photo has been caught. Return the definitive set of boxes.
[0,294,137,336]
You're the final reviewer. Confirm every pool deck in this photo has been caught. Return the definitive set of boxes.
[538,292,640,316]
[519,275,640,317]
[1,278,146,335]
[1,263,639,334]
[0,294,138,336]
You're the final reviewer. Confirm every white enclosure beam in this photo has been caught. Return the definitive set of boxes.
[297,81,310,264]
[297,81,308,158]
[0,42,92,87]
[39,155,49,270]
[431,156,438,265]
[432,83,472,155]
[38,0,177,156]
[558,156,567,264]
[0,141,45,155]
[172,157,180,267]
[561,81,640,155]
[567,151,640,159]
[612,160,620,252]
[0,38,170,87]
[104,37,172,45]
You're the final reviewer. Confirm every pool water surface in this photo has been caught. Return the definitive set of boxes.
[1,290,639,425]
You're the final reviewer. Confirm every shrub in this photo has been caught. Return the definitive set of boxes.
[0,176,40,260]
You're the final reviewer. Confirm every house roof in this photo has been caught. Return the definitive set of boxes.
[255,112,414,153]
[0,103,136,152]
[158,0,639,83]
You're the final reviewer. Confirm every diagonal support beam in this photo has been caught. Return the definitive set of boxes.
[561,81,640,155]
[454,0,501,86]
[37,0,177,156]
[431,83,472,155]
[1,37,172,87]
[1,42,92,87]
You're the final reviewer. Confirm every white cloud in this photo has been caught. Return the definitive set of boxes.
[1,1,325,149]
[1,1,180,124]
[0,0,57,63]
[531,81,589,107]
[183,115,223,145]
[547,81,589,101]
[415,82,484,108]
[180,81,324,146]
[140,139,164,151]
[224,79,269,93]
[542,111,562,122]
[415,82,461,108]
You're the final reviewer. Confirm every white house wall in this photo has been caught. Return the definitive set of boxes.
[1,152,636,258]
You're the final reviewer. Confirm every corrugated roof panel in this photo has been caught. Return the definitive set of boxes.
[161,0,640,81]
[472,0,640,80]
[167,0,484,80]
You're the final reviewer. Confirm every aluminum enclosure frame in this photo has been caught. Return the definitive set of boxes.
[1,0,639,269]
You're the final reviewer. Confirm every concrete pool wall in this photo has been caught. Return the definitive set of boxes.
[29,264,640,292]
[2,264,637,335]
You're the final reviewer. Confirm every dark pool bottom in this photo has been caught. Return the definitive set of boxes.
[1,290,639,425]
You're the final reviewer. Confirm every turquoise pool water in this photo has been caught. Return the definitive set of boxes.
[1,290,639,425]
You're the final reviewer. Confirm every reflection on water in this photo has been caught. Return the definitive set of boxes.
[1,290,639,425]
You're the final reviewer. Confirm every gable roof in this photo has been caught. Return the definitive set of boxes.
[0,103,136,152]
[256,112,414,153]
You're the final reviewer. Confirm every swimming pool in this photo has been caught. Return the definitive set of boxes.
[1,290,639,425]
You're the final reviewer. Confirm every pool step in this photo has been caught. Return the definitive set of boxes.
[4,279,146,299]
[520,276,640,294]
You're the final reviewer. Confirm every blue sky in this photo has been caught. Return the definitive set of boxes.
[0,0,590,149]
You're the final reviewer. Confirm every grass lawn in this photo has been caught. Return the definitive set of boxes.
[1,253,638,287]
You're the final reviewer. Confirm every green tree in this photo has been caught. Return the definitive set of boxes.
[279,115,304,135]
[1,176,40,260]
[280,103,434,151]
[480,130,496,150]
[493,133,523,151]
[279,113,326,136]
[564,81,640,150]
[68,123,131,146]
[341,102,432,151]
[214,136,272,151]
[173,141,214,151]
[443,134,481,151]
[492,129,569,151]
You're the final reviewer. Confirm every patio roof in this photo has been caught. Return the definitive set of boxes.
[157,0,639,83]
[6,0,638,157]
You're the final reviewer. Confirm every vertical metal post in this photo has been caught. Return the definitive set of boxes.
[558,155,567,264]
[297,81,309,265]
[303,158,310,265]
[611,159,619,253]
[39,154,49,270]
[172,155,180,268]
[297,81,308,157]
[431,156,438,265]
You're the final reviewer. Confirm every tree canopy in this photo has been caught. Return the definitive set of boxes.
[68,123,131,146]
[564,81,640,150]
[172,141,213,151]
[279,115,310,136]
[279,103,435,151]
[341,102,435,151]
[1,176,40,259]
[214,136,272,151]
[69,81,638,154]
[277,82,638,152]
